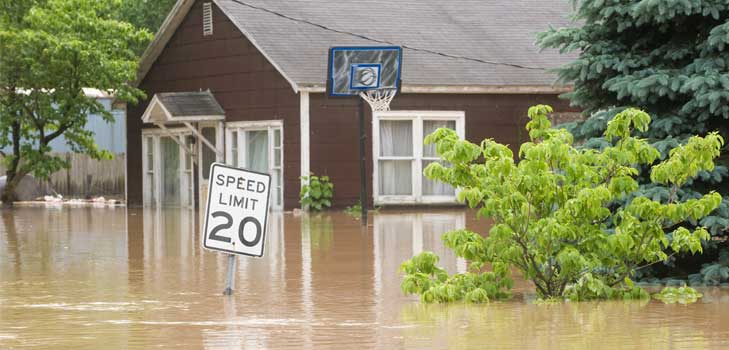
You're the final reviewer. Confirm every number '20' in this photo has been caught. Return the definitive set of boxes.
[208,211,262,247]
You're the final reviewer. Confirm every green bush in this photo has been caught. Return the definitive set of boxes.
[343,200,379,219]
[300,174,334,211]
[654,285,703,304]
[401,105,723,302]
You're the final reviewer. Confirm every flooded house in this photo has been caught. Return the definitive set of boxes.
[126,0,576,210]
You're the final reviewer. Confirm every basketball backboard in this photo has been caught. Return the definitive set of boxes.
[327,46,402,96]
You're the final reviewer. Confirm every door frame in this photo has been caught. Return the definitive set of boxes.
[141,127,195,207]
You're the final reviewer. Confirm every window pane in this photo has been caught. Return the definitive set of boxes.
[146,137,154,171]
[274,147,281,167]
[274,128,281,147]
[246,130,269,173]
[231,150,238,167]
[184,136,192,170]
[423,120,456,157]
[422,160,455,196]
[379,160,412,195]
[161,136,180,205]
[379,120,412,157]
[147,173,155,203]
[275,169,282,207]
[201,127,216,179]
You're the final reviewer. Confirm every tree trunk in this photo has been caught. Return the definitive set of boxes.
[1,177,20,206]
[2,168,32,206]
[2,120,23,207]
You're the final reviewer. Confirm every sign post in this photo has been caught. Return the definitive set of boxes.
[203,163,271,295]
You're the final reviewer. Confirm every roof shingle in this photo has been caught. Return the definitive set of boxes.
[214,0,577,88]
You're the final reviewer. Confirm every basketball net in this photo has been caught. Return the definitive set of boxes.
[359,89,396,112]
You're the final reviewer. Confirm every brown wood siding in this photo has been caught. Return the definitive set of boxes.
[309,93,575,208]
[126,0,300,209]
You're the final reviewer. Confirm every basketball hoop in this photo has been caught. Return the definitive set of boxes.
[326,46,403,225]
[359,89,396,112]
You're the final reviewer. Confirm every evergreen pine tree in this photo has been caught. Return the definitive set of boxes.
[538,1,729,283]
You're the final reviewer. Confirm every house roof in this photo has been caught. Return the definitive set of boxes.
[141,91,225,123]
[137,0,577,93]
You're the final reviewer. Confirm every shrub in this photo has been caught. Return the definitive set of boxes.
[343,200,379,219]
[653,285,703,304]
[401,105,723,302]
[300,174,334,211]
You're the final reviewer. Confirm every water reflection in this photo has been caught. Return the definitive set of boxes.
[0,207,728,349]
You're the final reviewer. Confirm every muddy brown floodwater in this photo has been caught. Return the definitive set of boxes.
[1,207,729,349]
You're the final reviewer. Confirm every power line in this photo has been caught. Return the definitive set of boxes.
[226,0,547,71]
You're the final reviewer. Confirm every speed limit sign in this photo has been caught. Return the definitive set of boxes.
[203,163,271,257]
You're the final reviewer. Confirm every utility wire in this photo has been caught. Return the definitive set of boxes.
[226,0,547,71]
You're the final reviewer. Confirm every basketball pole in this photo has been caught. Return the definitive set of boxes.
[358,97,368,226]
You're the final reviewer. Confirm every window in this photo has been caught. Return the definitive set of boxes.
[373,111,465,205]
[202,2,213,36]
[226,121,284,210]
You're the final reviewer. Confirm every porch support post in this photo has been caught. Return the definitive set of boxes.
[300,91,310,209]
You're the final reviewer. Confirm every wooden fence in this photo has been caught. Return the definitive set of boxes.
[0,153,125,198]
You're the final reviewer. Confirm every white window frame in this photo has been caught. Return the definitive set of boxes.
[141,127,194,208]
[225,120,284,210]
[372,110,465,205]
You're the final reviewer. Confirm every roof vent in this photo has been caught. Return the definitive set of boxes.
[202,2,213,36]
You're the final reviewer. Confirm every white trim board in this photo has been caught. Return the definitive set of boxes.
[225,120,283,128]
[297,85,573,95]
[300,91,310,206]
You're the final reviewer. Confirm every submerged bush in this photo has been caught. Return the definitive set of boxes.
[400,251,512,303]
[401,105,723,301]
[654,286,703,304]
[300,174,334,211]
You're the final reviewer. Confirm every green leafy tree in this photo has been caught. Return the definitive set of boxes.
[0,0,151,204]
[401,105,723,301]
[537,1,729,277]
[118,0,176,46]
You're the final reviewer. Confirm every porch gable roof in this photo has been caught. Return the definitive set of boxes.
[141,91,225,124]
